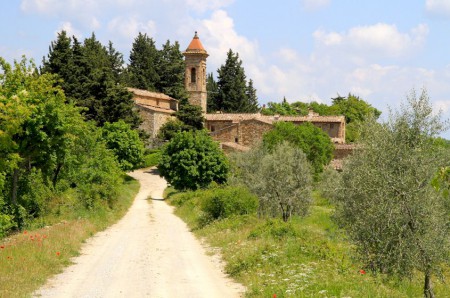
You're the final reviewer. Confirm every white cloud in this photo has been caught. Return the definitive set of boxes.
[314,23,429,59]
[301,0,330,12]
[108,16,156,40]
[57,22,83,39]
[186,0,234,13]
[426,0,450,16]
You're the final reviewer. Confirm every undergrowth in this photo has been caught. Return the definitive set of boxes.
[0,175,139,297]
[166,187,450,297]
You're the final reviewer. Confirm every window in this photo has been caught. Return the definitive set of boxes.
[191,68,196,83]
[234,137,239,143]
[210,125,215,132]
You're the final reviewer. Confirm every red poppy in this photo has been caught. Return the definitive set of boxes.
[0,246,4,249]
[359,269,366,274]
[56,252,60,256]
[273,295,277,298]
[23,230,28,234]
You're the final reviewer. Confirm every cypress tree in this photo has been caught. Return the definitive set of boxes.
[157,40,188,100]
[127,32,160,91]
[215,49,259,113]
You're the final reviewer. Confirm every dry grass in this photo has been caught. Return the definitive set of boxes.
[0,176,139,297]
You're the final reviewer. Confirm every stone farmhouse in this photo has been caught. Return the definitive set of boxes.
[129,32,352,160]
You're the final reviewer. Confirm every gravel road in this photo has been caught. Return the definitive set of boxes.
[34,168,244,298]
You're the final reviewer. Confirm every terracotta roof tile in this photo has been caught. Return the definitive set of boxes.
[127,87,176,101]
[184,32,208,55]
[135,104,176,114]
[205,113,345,124]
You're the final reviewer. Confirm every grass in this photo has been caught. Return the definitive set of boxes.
[166,187,450,297]
[0,175,140,297]
[142,149,161,168]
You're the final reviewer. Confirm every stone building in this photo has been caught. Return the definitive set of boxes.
[130,32,352,161]
[128,87,178,138]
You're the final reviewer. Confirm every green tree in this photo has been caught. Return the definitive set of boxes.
[214,49,258,113]
[157,40,188,100]
[245,79,259,112]
[43,31,141,128]
[127,32,160,91]
[232,142,312,221]
[206,73,219,112]
[332,89,449,298]
[101,120,145,171]
[157,118,186,141]
[175,100,205,130]
[263,121,334,177]
[158,130,228,190]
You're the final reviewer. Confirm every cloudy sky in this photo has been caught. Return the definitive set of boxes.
[2,0,450,134]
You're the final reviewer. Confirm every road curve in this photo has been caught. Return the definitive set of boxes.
[34,168,244,298]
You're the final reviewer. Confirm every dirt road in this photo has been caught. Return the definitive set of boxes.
[34,168,244,298]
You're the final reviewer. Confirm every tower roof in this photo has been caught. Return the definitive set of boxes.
[184,31,208,55]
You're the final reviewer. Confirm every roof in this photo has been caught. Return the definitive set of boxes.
[136,104,176,115]
[220,142,251,152]
[184,32,208,55]
[205,113,345,124]
[127,87,176,101]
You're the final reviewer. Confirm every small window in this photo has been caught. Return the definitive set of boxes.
[191,68,196,83]
[234,137,239,143]
[210,125,215,132]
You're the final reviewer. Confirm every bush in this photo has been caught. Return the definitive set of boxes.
[102,120,145,171]
[200,186,258,224]
[158,130,229,190]
[142,150,161,168]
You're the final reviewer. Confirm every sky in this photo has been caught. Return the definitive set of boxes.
[2,0,450,135]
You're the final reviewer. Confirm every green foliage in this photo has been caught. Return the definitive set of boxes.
[211,49,259,113]
[206,72,219,112]
[157,118,187,141]
[142,150,161,168]
[263,121,334,176]
[158,130,229,190]
[101,120,145,171]
[332,89,450,297]
[0,56,126,235]
[42,31,141,128]
[127,32,160,91]
[200,186,258,224]
[175,100,205,130]
[262,94,381,142]
[157,40,189,100]
[232,142,313,222]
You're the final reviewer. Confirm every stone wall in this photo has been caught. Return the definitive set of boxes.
[137,105,174,138]
[239,120,273,147]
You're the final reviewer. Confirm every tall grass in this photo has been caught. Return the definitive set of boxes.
[166,188,450,297]
[0,175,139,297]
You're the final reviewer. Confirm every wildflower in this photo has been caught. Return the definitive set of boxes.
[359,269,366,275]
[0,246,4,249]
[273,294,277,298]
[23,230,28,234]
[56,252,60,256]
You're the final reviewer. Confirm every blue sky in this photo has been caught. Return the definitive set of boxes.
[2,0,450,135]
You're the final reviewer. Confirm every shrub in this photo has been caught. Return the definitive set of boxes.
[102,120,145,171]
[158,130,228,190]
[200,186,258,224]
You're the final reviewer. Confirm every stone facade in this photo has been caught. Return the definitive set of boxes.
[206,112,346,149]
[128,88,177,139]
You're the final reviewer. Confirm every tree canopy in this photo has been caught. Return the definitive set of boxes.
[263,121,334,177]
[42,31,141,128]
[158,130,228,190]
[262,94,381,142]
[208,49,259,113]
[330,89,449,297]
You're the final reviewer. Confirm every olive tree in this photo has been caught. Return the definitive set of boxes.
[333,89,449,298]
[232,142,312,221]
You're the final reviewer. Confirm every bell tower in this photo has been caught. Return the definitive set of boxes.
[183,32,208,113]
